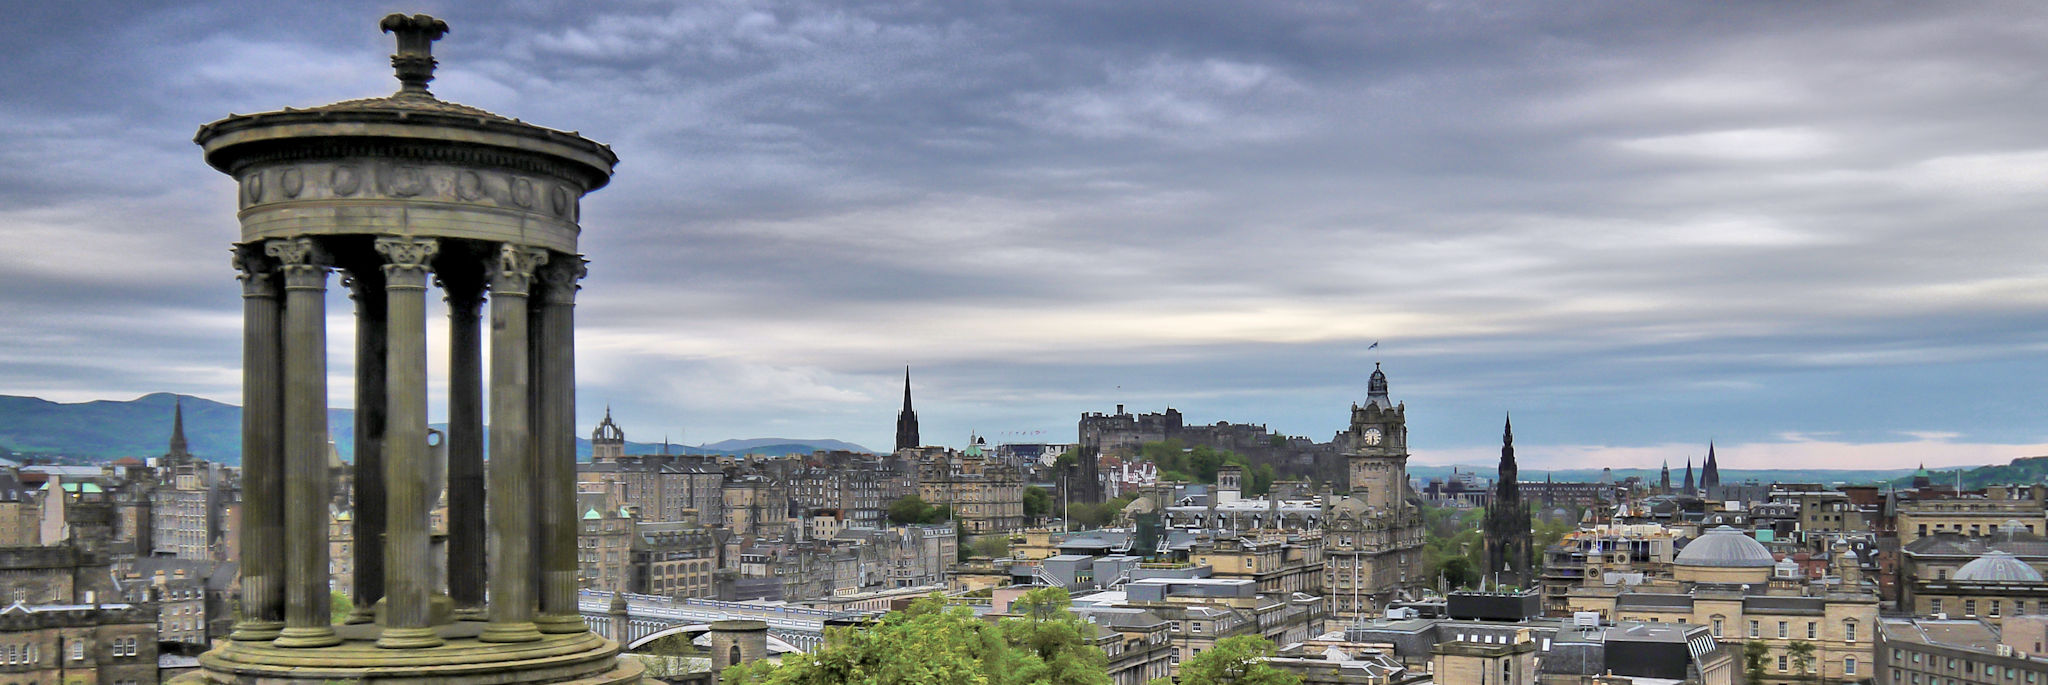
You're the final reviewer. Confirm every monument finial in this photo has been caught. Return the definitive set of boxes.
[380,13,449,97]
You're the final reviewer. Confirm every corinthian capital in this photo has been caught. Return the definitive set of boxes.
[538,255,587,305]
[231,243,279,298]
[487,244,548,297]
[264,238,329,290]
[375,237,440,288]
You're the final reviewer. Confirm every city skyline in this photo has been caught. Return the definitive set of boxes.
[5,2,2048,469]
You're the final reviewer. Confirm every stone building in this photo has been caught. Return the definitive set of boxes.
[1067,607,1175,685]
[0,603,159,685]
[576,413,726,527]
[1899,526,2048,619]
[0,544,116,605]
[723,474,792,540]
[0,470,38,547]
[181,14,636,684]
[579,502,636,593]
[1187,533,1326,596]
[628,521,722,599]
[787,453,902,529]
[1567,527,1879,685]
[1896,487,2046,545]
[915,447,1025,538]
[1323,364,1426,621]
[1877,617,2048,685]
[149,421,232,561]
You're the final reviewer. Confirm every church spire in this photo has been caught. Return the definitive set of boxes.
[1701,441,1721,493]
[168,397,190,459]
[894,366,920,453]
[1682,457,1696,495]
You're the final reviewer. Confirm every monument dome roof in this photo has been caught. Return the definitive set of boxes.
[1675,526,1776,568]
[1953,550,2043,582]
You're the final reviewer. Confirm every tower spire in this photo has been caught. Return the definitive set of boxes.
[894,366,920,453]
[168,397,190,459]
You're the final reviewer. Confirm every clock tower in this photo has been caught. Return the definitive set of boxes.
[1343,363,1409,510]
[1324,362,1426,621]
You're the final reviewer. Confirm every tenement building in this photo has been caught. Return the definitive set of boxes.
[180,14,637,684]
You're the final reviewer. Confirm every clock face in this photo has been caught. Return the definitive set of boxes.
[1362,428,1383,446]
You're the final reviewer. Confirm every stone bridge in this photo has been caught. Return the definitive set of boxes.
[579,590,873,653]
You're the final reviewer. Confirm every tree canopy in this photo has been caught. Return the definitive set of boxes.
[1139,440,1275,496]
[887,495,953,525]
[723,590,1109,685]
[1150,634,1300,685]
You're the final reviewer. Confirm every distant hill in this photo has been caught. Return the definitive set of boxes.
[0,393,872,464]
[1410,464,1924,486]
[1882,456,2048,490]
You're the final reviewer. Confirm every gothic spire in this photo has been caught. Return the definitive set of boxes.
[1497,414,1518,492]
[168,397,190,458]
[894,366,920,453]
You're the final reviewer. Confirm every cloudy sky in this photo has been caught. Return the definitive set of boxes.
[6,1,2048,469]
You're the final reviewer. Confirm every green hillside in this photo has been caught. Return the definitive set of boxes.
[0,393,867,465]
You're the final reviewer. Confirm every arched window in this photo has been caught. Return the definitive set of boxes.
[729,645,742,666]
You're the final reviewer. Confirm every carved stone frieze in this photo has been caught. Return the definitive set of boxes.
[237,161,581,220]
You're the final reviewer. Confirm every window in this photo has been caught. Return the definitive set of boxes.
[1991,600,2002,617]
[1712,617,1724,636]
[1779,621,1789,638]
[1846,621,1857,642]
[1780,655,1789,671]
[1808,622,1817,639]
[70,642,83,661]
[1966,600,1977,617]
[1846,657,1857,675]
[1932,599,1943,614]
[1750,620,1760,638]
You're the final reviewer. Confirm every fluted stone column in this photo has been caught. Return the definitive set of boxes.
[268,237,341,648]
[346,268,387,625]
[441,262,487,616]
[230,245,285,642]
[535,256,587,633]
[481,244,546,644]
[376,237,442,648]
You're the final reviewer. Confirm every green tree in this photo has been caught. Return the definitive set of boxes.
[1787,640,1816,680]
[1151,634,1300,685]
[1743,641,1770,684]
[999,587,1112,685]
[1023,486,1053,518]
[724,592,1108,685]
[887,496,953,525]
[969,535,1012,559]
[329,591,353,625]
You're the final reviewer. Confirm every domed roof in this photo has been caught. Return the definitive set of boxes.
[1675,526,1777,568]
[1954,551,2043,582]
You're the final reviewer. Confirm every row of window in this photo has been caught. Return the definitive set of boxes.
[1928,598,2026,617]
[1772,654,1856,675]
[1893,649,2040,682]
[1720,618,1858,642]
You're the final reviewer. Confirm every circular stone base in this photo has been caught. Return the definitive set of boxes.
[180,625,642,685]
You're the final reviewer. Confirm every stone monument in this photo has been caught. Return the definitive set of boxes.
[184,13,637,684]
